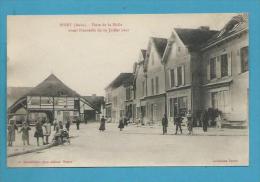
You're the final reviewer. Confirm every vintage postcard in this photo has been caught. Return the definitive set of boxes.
[7,13,249,167]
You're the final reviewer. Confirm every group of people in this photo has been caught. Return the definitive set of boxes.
[7,117,78,147]
[161,109,223,135]
[98,115,129,132]
[161,111,194,135]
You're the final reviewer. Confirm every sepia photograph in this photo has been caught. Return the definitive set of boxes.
[6,13,249,167]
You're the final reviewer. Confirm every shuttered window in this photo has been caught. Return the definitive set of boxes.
[210,57,217,79]
[221,54,228,77]
[241,46,248,73]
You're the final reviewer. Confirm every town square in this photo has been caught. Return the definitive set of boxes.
[7,13,248,167]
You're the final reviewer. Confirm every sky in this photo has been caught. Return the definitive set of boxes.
[7,13,237,96]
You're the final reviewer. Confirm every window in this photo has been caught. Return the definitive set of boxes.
[210,57,216,79]
[151,78,154,95]
[169,98,174,117]
[241,46,248,73]
[126,87,131,100]
[142,81,145,97]
[113,97,117,107]
[211,90,230,113]
[221,54,228,77]
[74,99,80,110]
[155,76,159,94]
[177,66,182,86]
[170,69,175,88]
[171,96,188,117]
[178,97,187,115]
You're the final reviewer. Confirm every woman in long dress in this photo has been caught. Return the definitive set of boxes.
[99,116,106,132]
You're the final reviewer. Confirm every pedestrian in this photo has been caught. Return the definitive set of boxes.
[19,122,31,145]
[53,118,58,131]
[99,116,106,132]
[34,119,44,146]
[7,119,18,146]
[43,119,51,144]
[76,117,80,130]
[161,114,168,135]
[118,117,124,131]
[65,119,71,132]
[174,114,183,135]
[124,116,128,126]
[186,110,193,135]
[216,110,222,129]
[201,110,209,132]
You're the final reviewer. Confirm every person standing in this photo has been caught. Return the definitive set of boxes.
[53,118,58,131]
[34,119,44,146]
[118,117,124,131]
[174,114,183,135]
[186,110,193,135]
[99,116,106,132]
[76,117,80,130]
[161,114,168,135]
[201,110,209,132]
[19,122,31,145]
[7,119,18,146]
[65,119,71,132]
[43,119,51,144]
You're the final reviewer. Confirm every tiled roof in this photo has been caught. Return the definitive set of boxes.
[152,37,168,57]
[106,73,133,89]
[175,28,218,51]
[24,74,80,97]
[203,14,248,49]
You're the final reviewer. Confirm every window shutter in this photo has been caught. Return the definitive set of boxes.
[216,56,221,78]
[207,60,210,81]
[174,67,178,86]
[237,49,242,74]
[168,70,171,89]
[181,65,185,85]
[228,51,232,76]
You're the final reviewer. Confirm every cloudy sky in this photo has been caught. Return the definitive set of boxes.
[7,13,237,96]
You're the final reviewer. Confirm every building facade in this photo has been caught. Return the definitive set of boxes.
[162,28,218,122]
[143,37,167,124]
[201,14,248,126]
[105,73,133,123]
[8,74,96,124]
[106,14,249,127]
[132,50,147,124]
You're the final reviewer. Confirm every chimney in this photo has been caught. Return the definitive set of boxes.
[199,26,210,31]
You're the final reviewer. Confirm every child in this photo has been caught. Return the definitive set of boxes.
[19,122,31,145]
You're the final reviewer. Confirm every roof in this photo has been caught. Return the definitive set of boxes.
[122,74,134,87]
[8,74,98,114]
[7,87,33,108]
[106,73,133,89]
[24,74,80,97]
[175,28,218,51]
[203,14,248,49]
[83,95,105,112]
[152,37,168,57]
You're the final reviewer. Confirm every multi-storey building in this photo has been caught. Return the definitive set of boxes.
[162,27,218,121]
[105,73,133,123]
[143,37,168,124]
[201,14,248,126]
[133,49,147,124]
